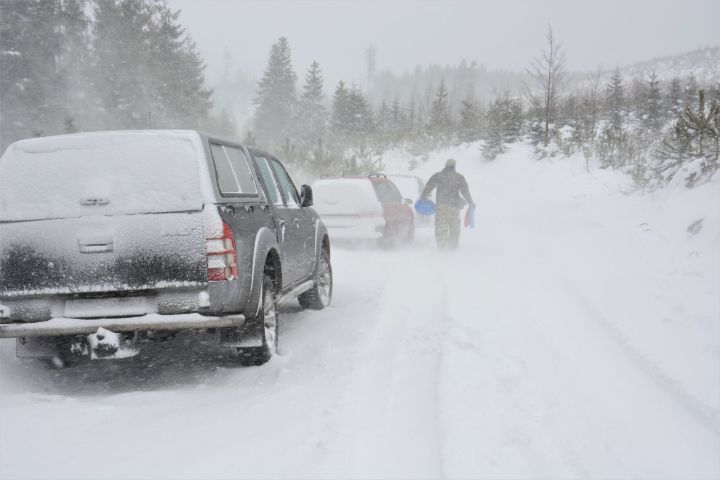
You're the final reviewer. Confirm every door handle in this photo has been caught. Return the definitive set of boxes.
[243,205,254,213]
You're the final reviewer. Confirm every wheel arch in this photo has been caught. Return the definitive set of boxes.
[314,220,331,269]
[246,227,281,316]
[264,247,282,294]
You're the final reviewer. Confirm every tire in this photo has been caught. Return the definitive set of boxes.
[299,249,332,310]
[237,273,278,366]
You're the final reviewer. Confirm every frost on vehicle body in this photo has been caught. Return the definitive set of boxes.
[0,130,332,365]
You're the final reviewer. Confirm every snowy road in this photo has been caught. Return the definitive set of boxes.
[1,145,719,479]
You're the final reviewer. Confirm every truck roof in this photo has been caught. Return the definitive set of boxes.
[0,130,220,222]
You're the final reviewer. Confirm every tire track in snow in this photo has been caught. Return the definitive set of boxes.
[437,250,600,478]
[559,277,720,436]
[432,283,450,480]
[515,207,720,438]
[319,250,448,478]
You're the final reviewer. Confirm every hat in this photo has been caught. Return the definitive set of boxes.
[445,158,457,168]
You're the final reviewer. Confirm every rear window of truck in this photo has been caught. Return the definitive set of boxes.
[0,132,205,222]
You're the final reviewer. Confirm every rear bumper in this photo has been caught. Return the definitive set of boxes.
[0,286,220,323]
[0,313,245,338]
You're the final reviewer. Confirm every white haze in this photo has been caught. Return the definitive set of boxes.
[169,0,720,85]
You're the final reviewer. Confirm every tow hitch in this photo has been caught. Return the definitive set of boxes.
[87,328,139,360]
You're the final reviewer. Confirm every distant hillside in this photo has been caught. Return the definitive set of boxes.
[369,62,528,106]
[370,47,719,107]
[615,46,719,84]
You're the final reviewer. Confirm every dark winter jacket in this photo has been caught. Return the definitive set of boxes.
[421,166,474,209]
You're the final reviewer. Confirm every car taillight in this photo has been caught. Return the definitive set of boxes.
[207,222,238,282]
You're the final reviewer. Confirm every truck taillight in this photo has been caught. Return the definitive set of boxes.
[207,222,238,282]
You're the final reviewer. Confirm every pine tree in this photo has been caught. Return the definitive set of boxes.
[330,81,351,139]
[57,0,92,131]
[407,97,418,137]
[643,72,663,132]
[253,37,297,148]
[150,1,211,128]
[676,90,719,161]
[458,97,481,143]
[390,97,406,144]
[427,79,452,145]
[92,0,211,131]
[684,74,699,108]
[482,102,503,160]
[666,77,684,117]
[330,81,373,152]
[93,0,156,129]
[652,126,691,186]
[597,70,630,166]
[346,84,374,140]
[376,99,394,147]
[1,0,214,147]
[453,58,478,101]
[296,61,328,150]
[606,69,625,131]
[627,78,645,114]
[482,92,523,159]
[0,0,63,147]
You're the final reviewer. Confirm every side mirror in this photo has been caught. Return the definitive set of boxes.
[300,185,314,207]
[402,198,413,206]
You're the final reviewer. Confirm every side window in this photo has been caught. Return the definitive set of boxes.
[209,143,258,196]
[225,146,258,195]
[374,181,402,203]
[210,144,239,194]
[253,155,283,206]
[270,159,300,208]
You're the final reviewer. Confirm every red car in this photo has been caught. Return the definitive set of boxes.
[312,174,414,246]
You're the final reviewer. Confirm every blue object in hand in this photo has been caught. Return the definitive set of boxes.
[415,198,436,216]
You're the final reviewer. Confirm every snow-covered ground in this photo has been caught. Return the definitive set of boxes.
[1,143,718,479]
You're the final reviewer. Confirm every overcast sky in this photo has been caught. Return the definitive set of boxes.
[168,0,720,86]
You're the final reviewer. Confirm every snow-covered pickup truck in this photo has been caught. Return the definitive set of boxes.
[0,130,333,366]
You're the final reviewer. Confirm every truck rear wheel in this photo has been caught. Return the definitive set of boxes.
[299,249,332,310]
[237,273,278,366]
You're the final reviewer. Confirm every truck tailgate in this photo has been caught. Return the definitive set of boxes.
[0,212,207,297]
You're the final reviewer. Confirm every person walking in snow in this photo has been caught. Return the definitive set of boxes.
[420,158,475,249]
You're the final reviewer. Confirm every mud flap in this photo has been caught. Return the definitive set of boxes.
[219,320,263,348]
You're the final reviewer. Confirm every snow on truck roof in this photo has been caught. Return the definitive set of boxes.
[0,130,218,222]
[7,130,200,153]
